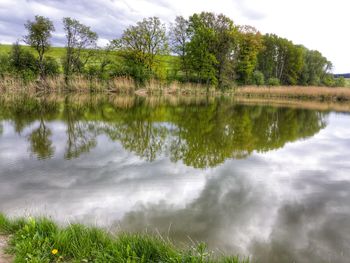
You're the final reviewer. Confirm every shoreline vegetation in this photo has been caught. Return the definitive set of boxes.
[0,213,248,263]
[1,75,350,103]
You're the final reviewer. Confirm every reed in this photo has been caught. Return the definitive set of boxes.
[110,76,135,94]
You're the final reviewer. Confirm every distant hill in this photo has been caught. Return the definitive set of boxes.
[334,73,350,78]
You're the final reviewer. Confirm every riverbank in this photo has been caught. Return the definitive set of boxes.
[234,97,350,112]
[0,214,247,263]
[1,76,349,101]
[232,86,350,101]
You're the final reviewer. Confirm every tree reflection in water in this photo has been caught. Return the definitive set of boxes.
[0,94,327,167]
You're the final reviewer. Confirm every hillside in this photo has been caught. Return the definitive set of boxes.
[334,73,350,78]
[0,44,178,72]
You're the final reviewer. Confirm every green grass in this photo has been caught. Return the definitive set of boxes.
[0,213,248,263]
[345,78,350,87]
[0,44,66,59]
[0,44,178,73]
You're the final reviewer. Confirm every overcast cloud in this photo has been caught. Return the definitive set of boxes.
[0,0,348,72]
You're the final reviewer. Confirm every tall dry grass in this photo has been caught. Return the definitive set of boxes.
[234,97,350,112]
[110,77,135,94]
[142,80,217,96]
[232,86,350,101]
[0,76,214,95]
[0,76,37,93]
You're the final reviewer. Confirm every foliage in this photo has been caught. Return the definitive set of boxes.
[257,35,332,86]
[0,13,338,88]
[322,74,336,87]
[334,76,346,87]
[169,16,190,79]
[0,213,248,263]
[185,12,239,88]
[8,42,38,81]
[235,26,263,85]
[253,70,265,86]
[298,49,332,86]
[42,56,60,76]
[62,17,98,82]
[24,15,55,79]
[268,77,280,86]
[114,17,168,83]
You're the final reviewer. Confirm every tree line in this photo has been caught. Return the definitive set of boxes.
[0,13,345,88]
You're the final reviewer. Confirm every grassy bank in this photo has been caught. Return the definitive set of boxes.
[0,214,248,263]
[232,86,350,101]
[1,72,349,102]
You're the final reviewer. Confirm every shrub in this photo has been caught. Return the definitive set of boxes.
[267,77,280,86]
[322,74,336,87]
[43,57,60,77]
[8,43,38,82]
[334,76,346,87]
[253,71,265,86]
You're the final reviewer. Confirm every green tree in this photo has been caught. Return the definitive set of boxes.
[62,17,98,83]
[299,48,332,86]
[169,16,190,80]
[24,15,55,80]
[257,34,303,85]
[322,74,336,87]
[114,17,168,82]
[235,26,263,84]
[9,42,38,81]
[186,12,239,88]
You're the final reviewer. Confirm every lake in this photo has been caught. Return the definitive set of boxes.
[0,94,349,263]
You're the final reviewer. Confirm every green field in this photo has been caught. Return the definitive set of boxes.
[0,44,65,59]
[0,44,179,73]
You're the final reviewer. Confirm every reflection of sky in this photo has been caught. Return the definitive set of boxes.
[0,113,350,262]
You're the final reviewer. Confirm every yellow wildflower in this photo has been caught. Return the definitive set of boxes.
[52,249,58,255]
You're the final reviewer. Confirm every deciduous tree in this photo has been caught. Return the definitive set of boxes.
[24,15,55,80]
[62,17,98,83]
[114,17,168,81]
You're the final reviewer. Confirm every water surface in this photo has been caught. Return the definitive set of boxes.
[0,94,349,263]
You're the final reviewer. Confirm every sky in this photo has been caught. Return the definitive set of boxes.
[0,0,348,73]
